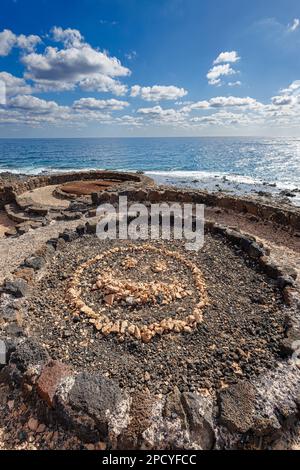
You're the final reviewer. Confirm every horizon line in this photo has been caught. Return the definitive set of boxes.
[0,135,298,140]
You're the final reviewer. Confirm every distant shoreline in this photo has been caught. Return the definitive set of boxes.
[1,168,299,207]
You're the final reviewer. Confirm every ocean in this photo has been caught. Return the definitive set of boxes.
[0,137,299,205]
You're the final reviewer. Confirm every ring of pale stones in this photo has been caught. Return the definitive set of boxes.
[67,244,208,343]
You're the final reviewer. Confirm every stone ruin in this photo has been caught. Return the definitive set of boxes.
[0,172,299,449]
[0,170,154,237]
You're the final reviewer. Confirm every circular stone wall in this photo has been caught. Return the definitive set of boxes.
[1,216,299,450]
[27,233,286,394]
[59,179,126,196]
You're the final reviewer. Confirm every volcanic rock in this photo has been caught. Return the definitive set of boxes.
[218,382,256,433]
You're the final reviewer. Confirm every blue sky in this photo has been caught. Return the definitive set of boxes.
[1,0,300,137]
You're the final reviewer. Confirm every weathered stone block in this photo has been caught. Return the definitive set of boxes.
[181,392,215,450]
[24,255,45,271]
[3,278,28,298]
[37,360,72,407]
[218,382,256,434]
[247,242,266,259]
[67,372,124,438]
[85,221,97,234]
[8,339,49,381]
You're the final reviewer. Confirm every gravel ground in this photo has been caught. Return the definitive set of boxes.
[0,217,97,283]
[20,185,70,209]
[205,207,300,288]
[0,206,299,450]
[80,246,201,326]
[0,383,104,450]
[27,233,286,395]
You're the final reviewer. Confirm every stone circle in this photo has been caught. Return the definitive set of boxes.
[67,244,208,343]
[0,185,299,450]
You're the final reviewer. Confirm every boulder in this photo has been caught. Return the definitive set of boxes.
[181,392,215,449]
[60,229,79,242]
[8,339,49,382]
[4,227,17,238]
[37,360,73,407]
[218,382,256,433]
[247,242,266,259]
[24,255,45,271]
[279,327,300,357]
[3,278,28,298]
[66,372,125,439]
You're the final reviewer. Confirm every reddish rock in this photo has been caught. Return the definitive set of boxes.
[37,360,72,407]
[104,294,115,306]
[36,423,47,433]
[27,417,39,432]
[14,267,34,284]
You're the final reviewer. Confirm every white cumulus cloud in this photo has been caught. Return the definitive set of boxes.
[21,27,130,95]
[0,29,41,56]
[182,96,261,113]
[280,80,300,95]
[137,105,185,122]
[79,75,127,96]
[228,81,242,87]
[131,85,187,101]
[207,64,236,86]
[271,95,296,106]
[209,96,258,108]
[0,72,32,96]
[8,95,62,113]
[51,26,84,48]
[73,97,129,111]
[213,51,240,64]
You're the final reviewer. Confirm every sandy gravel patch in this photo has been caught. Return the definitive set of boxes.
[21,185,70,209]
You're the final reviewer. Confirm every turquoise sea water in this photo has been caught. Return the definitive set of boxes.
[0,137,299,204]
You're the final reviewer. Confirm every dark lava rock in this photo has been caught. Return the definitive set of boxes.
[88,209,97,217]
[277,275,295,289]
[259,257,280,279]
[69,202,89,213]
[279,190,296,198]
[3,278,28,298]
[67,372,125,439]
[247,242,265,259]
[283,288,300,308]
[218,382,256,433]
[9,339,49,375]
[76,224,86,236]
[60,229,79,242]
[63,211,82,221]
[281,266,298,281]
[5,339,50,384]
[181,392,215,449]
[24,255,45,271]
[46,238,59,249]
[0,303,18,322]
[4,323,24,338]
[279,327,300,357]
[213,224,227,236]
[252,416,282,437]
[85,221,97,234]
[16,224,30,235]
[29,221,44,229]
[163,386,186,422]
